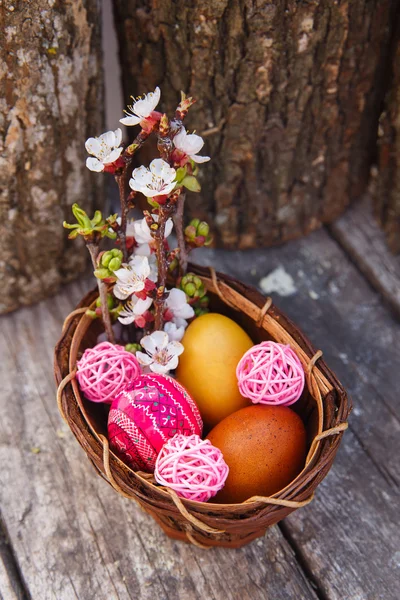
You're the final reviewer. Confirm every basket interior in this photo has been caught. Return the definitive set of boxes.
[72,288,322,500]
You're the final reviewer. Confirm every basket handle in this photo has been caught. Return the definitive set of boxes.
[56,369,77,422]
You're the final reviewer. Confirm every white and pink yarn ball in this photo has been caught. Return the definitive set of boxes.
[155,434,229,502]
[76,341,140,403]
[236,341,305,406]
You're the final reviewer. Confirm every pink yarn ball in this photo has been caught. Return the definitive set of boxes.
[76,341,140,403]
[154,434,229,502]
[236,341,305,406]
[108,375,203,473]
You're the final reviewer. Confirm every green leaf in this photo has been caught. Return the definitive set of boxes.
[181,175,201,193]
[68,230,79,239]
[175,166,187,183]
[147,198,160,209]
[91,210,103,226]
[63,221,77,230]
[72,203,91,228]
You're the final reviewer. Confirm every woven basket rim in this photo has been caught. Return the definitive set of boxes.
[54,265,351,545]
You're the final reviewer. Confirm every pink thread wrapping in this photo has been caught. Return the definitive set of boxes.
[154,434,229,502]
[76,342,140,403]
[236,341,305,406]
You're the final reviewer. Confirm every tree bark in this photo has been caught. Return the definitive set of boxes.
[373,11,400,254]
[113,0,396,249]
[0,0,103,313]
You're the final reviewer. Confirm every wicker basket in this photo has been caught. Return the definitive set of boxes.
[54,264,351,549]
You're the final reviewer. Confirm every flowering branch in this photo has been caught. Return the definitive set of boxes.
[74,86,212,373]
[153,205,174,330]
[173,192,188,275]
[86,242,115,344]
[63,204,116,343]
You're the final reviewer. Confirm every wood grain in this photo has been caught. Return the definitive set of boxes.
[0,0,104,314]
[193,227,400,599]
[113,0,397,248]
[330,197,400,319]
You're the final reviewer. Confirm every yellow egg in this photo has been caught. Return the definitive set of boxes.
[176,313,253,430]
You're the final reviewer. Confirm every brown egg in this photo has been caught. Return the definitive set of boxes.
[206,405,307,503]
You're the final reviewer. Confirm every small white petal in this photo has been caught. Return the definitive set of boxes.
[103,147,123,164]
[191,154,210,163]
[165,218,174,238]
[166,288,186,310]
[133,243,152,257]
[114,128,123,146]
[133,86,161,118]
[130,255,150,279]
[149,362,169,374]
[101,129,117,148]
[166,341,184,357]
[164,355,179,371]
[85,137,102,157]
[136,351,154,366]
[133,296,153,315]
[164,322,185,342]
[119,115,142,126]
[177,303,195,320]
[118,313,136,325]
[86,157,104,172]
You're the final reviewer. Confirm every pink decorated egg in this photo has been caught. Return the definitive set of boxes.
[107,374,203,472]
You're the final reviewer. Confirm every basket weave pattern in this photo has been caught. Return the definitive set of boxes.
[54,265,351,549]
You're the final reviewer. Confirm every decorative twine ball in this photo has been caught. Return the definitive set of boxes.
[108,374,203,473]
[236,341,305,406]
[76,341,140,403]
[155,434,229,502]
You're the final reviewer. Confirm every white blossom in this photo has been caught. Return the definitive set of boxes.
[136,331,184,374]
[113,256,151,299]
[128,252,158,282]
[129,159,176,198]
[85,129,123,172]
[165,288,195,323]
[164,319,187,342]
[118,296,153,325]
[173,126,210,163]
[131,215,173,245]
[120,87,161,127]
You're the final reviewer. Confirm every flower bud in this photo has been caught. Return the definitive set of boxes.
[95,294,115,310]
[94,267,110,280]
[108,257,122,271]
[197,221,209,237]
[184,225,196,241]
[125,343,142,354]
[180,273,206,299]
[184,282,197,297]
[189,218,200,229]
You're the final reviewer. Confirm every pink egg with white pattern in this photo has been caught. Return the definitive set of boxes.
[107,373,203,473]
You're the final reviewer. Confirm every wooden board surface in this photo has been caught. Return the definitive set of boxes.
[330,196,400,319]
[1,224,400,600]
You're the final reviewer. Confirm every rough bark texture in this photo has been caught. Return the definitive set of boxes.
[113,0,396,249]
[373,11,400,254]
[0,0,104,314]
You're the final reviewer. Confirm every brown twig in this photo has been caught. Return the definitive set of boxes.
[115,171,128,261]
[173,192,188,275]
[86,241,115,343]
[153,207,172,330]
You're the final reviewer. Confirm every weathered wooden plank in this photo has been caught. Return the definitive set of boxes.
[330,197,400,319]
[0,518,27,600]
[0,281,319,600]
[193,226,400,599]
